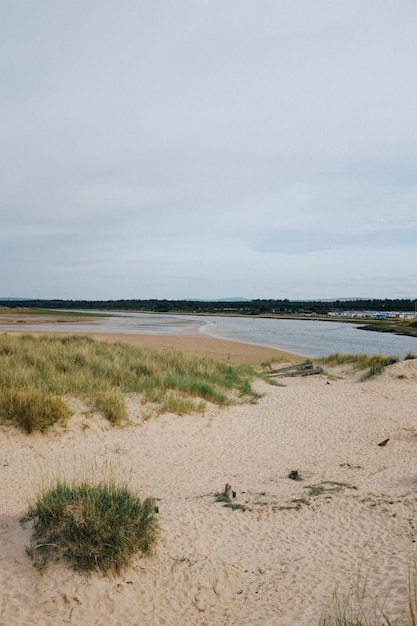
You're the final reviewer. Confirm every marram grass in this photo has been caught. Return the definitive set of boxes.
[318,353,399,380]
[0,333,263,432]
[0,387,71,433]
[320,574,417,626]
[21,479,158,575]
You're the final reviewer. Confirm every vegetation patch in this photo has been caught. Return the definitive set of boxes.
[0,307,103,318]
[0,334,263,432]
[318,353,399,380]
[292,497,310,506]
[359,492,412,508]
[212,478,359,514]
[359,356,399,380]
[359,319,417,338]
[214,490,247,511]
[0,388,71,433]
[275,497,311,510]
[306,481,357,498]
[320,571,417,626]
[21,480,158,575]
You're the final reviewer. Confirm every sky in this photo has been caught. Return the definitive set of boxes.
[1,1,416,301]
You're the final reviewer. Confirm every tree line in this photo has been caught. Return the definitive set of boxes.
[1,298,415,316]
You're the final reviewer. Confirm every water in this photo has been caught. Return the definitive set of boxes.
[198,315,417,359]
[1,311,416,359]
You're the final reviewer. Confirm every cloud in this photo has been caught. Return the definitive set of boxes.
[252,228,417,255]
[0,1,416,299]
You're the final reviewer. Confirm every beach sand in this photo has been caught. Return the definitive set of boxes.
[1,324,417,625]
[93,332,301,365]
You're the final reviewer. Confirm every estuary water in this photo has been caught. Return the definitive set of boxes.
[198,315,417,359]
[1,311,416,358]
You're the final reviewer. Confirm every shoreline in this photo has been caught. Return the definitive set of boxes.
[2,311,416,359]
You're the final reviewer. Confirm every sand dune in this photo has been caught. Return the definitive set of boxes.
[1,344,417,624]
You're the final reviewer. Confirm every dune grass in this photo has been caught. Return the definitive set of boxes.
[21,480,158,575]
[318,353,399,380]
[319,559,417,625]
[320,577,417,626]
[320,591,392,625]
[0,387,71,433]
[0,333,262,432]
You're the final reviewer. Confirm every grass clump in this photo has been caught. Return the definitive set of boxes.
[0,333,262,432]
[306,481,357,498]
[21,480,158,575]
[92,390,127,425]
[0,388,71,433]
[319,353,399,380]
[214,492,247,512]
[160,392,205,416]
[359,356,399,380]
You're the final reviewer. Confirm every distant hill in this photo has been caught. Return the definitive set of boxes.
[188,297,251,302]
[315,297,370,302]
[213,297,251,302]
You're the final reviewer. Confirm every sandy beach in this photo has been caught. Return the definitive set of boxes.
[1,323,417,625]
[93,332,301,366]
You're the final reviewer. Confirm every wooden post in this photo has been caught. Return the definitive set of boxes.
[224,483,236,499]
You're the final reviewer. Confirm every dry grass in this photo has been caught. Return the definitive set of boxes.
[318,353,399,380]
[320,570,417,626]
[0,333,263,432]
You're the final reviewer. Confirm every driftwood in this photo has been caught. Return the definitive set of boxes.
[224,484,236,499]
[268,360,323,378]
[146,497,159,513]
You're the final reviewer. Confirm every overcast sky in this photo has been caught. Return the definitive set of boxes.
[1,1,416,301]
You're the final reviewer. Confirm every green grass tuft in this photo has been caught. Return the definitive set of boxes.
[214,492,247,511]
[21,480,158,575]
